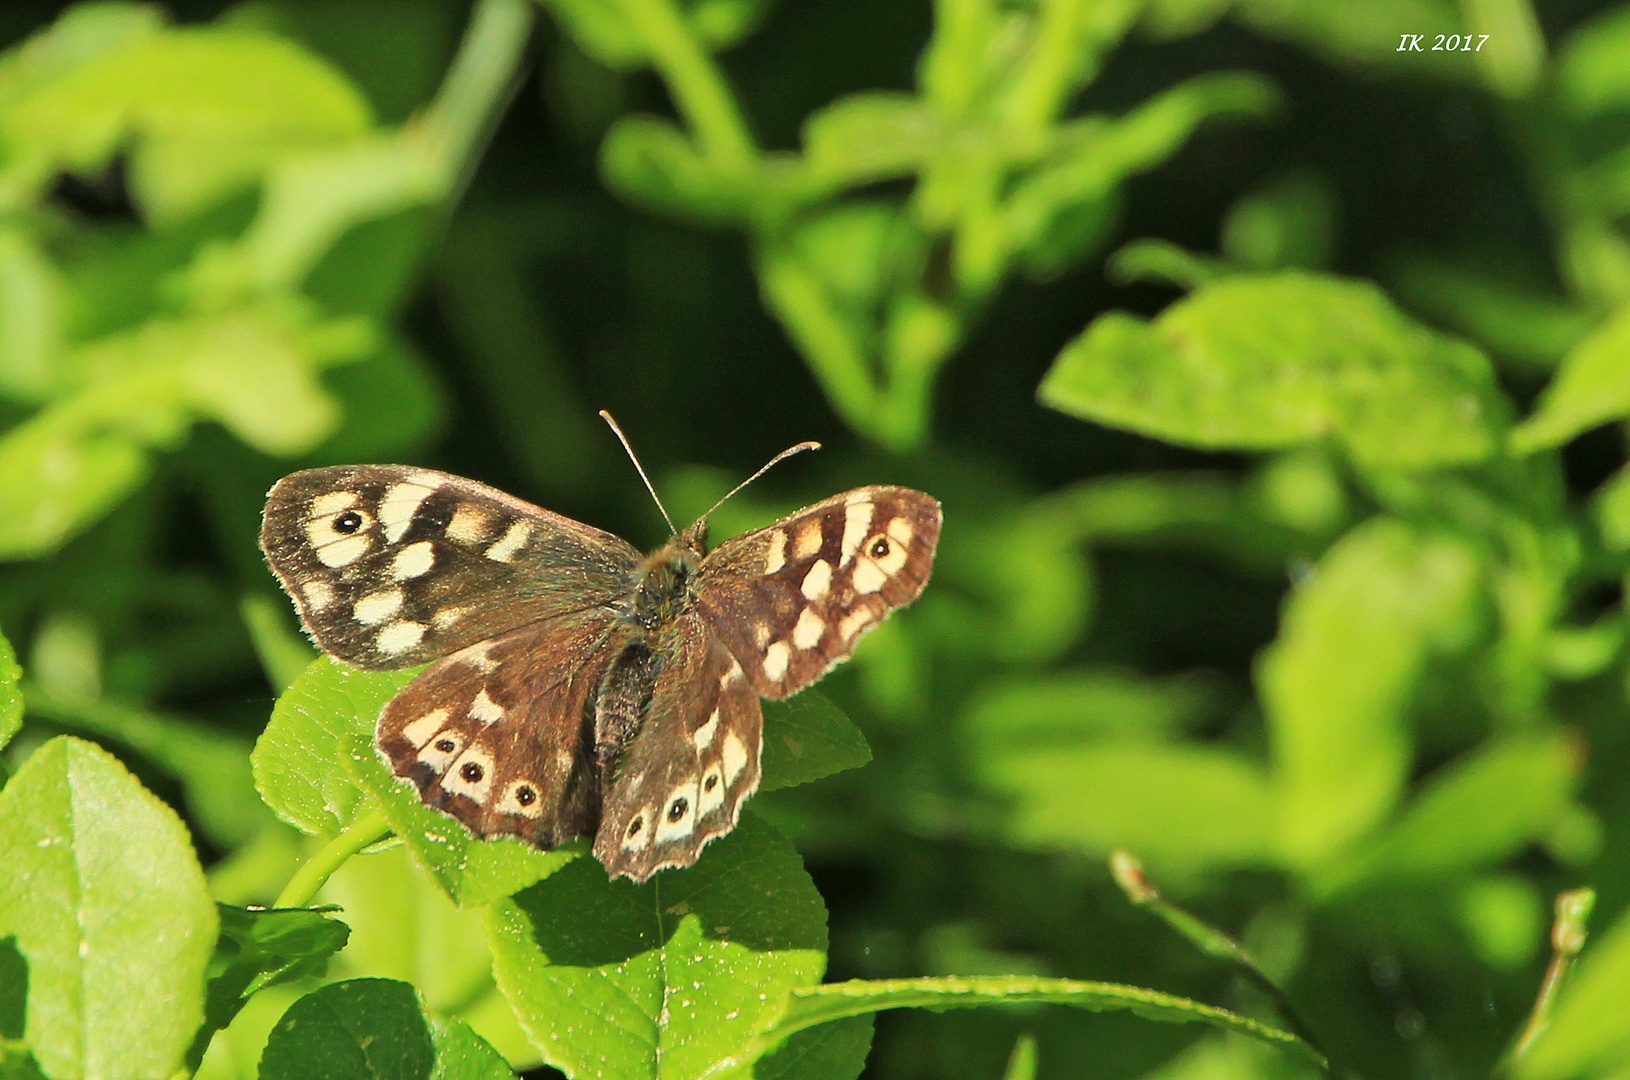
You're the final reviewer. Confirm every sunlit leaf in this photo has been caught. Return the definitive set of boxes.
[1261,517,1483,870]
[1510,304,1630,453]
[487,814,826,1080]
[0,737,217,1080]
[1039,272,1510,469]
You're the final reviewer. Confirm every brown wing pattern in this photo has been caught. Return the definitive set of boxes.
[593,616,763,882]
[695,485,942,699]
[376,611,632,849]
[261,465,640,669]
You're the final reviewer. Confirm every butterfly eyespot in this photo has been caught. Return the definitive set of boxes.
[460,761,484,782]
[704,775,718,792]
[334,510,365,534]
[516,785,536,806]
[435,738,456,753]
[869,536,890,558]
[667,797,689,821]
[627,816,644,837]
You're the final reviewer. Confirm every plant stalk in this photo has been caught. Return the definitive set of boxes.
[273,806,393,909]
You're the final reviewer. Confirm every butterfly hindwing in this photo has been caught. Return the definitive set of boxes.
[260,465,641,669]
[377,612,632,848]
[695,485,942,699]
[593,618,763,882]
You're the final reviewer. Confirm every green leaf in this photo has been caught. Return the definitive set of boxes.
[0,227,64,402]
[0,410,151,560]
[427,1016,517,1080]
[188,905,351,1072]
[0,736,218,1080]
[1594,461,1630,553]
[1510,304,1630,453]
[1038,272,1510,469]
[1316,730,1580,896]
[487,813,827,1080]
[259,979,433,1080]
[1007,73,1279,278]
[964,669,1214,747]
[1260,517,1483,870]
[252,656,413,836]
[1516,905,1630,1080]
[767,976,1324,1071]
[537,0,777,70]
[1555,5,1630,116]
[0,20,374,223]
[600,116,746,223]
[760,692,871,791]
[0,630,20,753]
[977,744,1273,869]
[752,1015,873,1080]
[803,92,940,186]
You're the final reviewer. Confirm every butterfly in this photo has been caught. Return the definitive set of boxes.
[259,418,941,882]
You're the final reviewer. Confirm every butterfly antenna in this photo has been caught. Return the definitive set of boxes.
[599,410,679,536]
[700,440,821,523]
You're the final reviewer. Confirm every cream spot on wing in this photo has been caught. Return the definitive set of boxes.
[753,622,772,648]
[697,765,725,818]
[432,606,470,631]
[301,580,334,611]
[625,771,646,794]
[693,708,720,750]
[468,689,504,725]
[312,492,358,516]
[486,520,533,563]
[763,530,788,574]
[376,620,426,656]
[555,749,574,773]
[400,707,451,748]
[841,501,873,565]
[354,588,404,626]
[622,806,654,852]
[839,607,874,641]
[800,559,832,601]
[391,540,435,580]
[446,504,491,544]
[763,640,791,682]
[793,518,824,561]
[722,732,749,785]
[852,557,888,594]
[720,658,743,688]
[452,640,498,672]
[444,744,495,804]
[379,478,435,543]
[497,779,544,818]
[314,533,370,568]
[887,516,915,546]
[655,782,699,843]
[417,730,465,774]
[792,607,825,650]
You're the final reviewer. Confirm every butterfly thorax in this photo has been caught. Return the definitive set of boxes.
[622,524,708,632]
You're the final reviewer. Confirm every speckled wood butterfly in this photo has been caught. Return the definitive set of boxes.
[260,418,940,881]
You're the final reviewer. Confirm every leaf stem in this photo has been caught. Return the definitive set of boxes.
[273,806,393,910]
[1502,887,1595,1068]
[1110,850,1331,1069]
[617,0,757,171]
[423,0,537,200]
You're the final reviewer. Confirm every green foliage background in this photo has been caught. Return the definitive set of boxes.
[3,0,1630,1077]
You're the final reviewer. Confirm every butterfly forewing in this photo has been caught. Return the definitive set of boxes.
[593,616,763,882]
[696,485,942,699]
[377,613,631,848]
[261,465,641,669]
